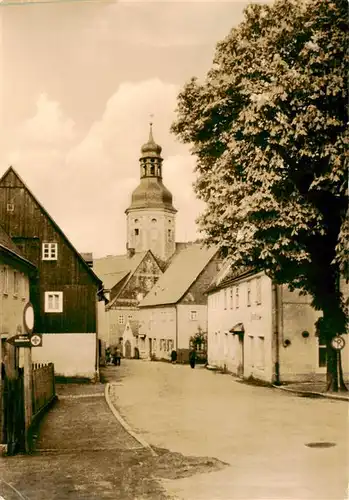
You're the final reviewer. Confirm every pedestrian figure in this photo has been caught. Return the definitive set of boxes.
[171,350,177,364]
[115,346,121,366]
[189,349,196,369]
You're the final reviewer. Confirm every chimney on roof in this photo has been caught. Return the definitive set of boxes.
[81,252,93,268]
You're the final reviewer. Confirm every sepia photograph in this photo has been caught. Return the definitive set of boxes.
[0,0,348,498]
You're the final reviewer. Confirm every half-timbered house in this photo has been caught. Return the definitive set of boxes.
[93,249,163,349]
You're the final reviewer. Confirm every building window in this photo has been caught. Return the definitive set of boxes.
[249,335,254,367]
[1,267,9,295]
[45,292,63,313]
[190,310,197,321]
[22,276,27,300]
[134,229,139,236]
[13,271,19,296]
[318,332,327,368]
[6,203,14,212]
[128,314,133,321]
[150,166,155,175]
[118,315,125,325]
[230,288,233,309]
[151,218,157,224]
[247,282,251,307]
[167,229,172,242]
[236,286,239,309]
[256,277,262,305]
[42,242,58,261]
[134,219,139,223]
[257,337,265,369]
[224,289,227,310]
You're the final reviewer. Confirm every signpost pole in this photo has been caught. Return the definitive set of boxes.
[23,347,33,453]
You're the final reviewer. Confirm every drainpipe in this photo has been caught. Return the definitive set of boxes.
[175,304,178,352]
[273,283,281,385]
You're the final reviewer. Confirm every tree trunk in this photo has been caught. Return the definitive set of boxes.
[326,340,348,392]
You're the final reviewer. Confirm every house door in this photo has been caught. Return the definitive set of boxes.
[3,369,25,455]
[237,333,244,377]
[149,338,152,358]
[125,341,131,359]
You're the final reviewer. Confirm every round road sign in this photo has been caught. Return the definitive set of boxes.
[330,336,346,351]
[30,334,42,347]
[23,302,35,334]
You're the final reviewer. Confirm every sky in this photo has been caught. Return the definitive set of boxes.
[0,0,268,258]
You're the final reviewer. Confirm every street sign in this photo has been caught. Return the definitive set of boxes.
[30,334,42,347]
[7,333,42,348]
[23,302,35,334]
[331,336,346,351]
[7,334,31,348]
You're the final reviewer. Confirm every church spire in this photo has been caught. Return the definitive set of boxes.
[140,121,162,178]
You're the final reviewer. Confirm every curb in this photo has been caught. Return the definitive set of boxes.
[104,383,157,457]
[272,384,349,402]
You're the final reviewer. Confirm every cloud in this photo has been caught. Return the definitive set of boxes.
[0,79,203,257]
[21,93,76,145]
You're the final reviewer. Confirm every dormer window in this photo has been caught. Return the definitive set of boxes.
[42,242,58,261]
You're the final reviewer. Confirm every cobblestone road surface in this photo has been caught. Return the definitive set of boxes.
[105,360,349,500]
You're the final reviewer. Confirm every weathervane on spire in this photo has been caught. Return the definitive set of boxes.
[149,114,155,142]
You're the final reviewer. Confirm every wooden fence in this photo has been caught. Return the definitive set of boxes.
[32,363,56,418]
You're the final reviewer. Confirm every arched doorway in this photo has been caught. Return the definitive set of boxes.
[125,340,132,359]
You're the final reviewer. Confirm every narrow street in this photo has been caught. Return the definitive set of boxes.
[105,360,348,500]
[0,361,347,499]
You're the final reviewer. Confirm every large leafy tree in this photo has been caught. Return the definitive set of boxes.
[171,0,348,390]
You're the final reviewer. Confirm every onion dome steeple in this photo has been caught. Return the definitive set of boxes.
[126,123,176,212]
[140,122,162,158]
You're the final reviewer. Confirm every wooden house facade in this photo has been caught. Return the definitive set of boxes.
[0,167,104,380]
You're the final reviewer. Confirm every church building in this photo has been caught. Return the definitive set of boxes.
[125,123,177,263]
[94,124,219,358]
[94,124,178,350]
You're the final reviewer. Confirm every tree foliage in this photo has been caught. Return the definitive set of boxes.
[171,0,348,389]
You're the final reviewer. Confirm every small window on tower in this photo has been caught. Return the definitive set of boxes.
[167,229,172,242]
[135,229,139,236]
[151,218,157,224]
[150,166,155,175]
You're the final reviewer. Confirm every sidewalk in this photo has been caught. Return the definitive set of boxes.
[35,382,142,452]
[273,381,349,401]
[0,381,170,500]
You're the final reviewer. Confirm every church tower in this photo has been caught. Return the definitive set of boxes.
[125,124,177,261]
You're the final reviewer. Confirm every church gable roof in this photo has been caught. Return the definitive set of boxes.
[139,243,218,307]
[95,250,162,308]
[93,251,147,291]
